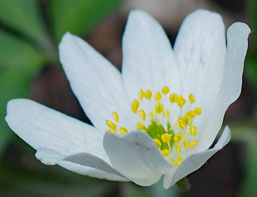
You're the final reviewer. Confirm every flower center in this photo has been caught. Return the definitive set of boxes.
[105,86,202,167]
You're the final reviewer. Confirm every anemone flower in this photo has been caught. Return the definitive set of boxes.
[5,9,250,189]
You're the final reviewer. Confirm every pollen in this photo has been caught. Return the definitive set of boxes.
[155,92,162,101]
[190,125,197,136]
[139,109,146,120]
[162,86,170,94]
[173,133,182,143]
[131,99,140,113]
[189,93,195,103]
[112,112,119,122]
[194,107,202,115]
[144,90,152,99]
[154,138,162,147]
[161,149,169,157]
[106,120,117,130]
[161,133,171,143]
[155,103,164,113]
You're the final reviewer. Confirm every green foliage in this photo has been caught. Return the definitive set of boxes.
[49,0,124,42]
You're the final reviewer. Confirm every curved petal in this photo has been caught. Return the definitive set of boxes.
[122,10,180,101]
[59,33,133,133]
[163,126,231,189]
[103,131,173,186]
[5,99,108,161]
[197,22,250,150]
[35,148,128,181]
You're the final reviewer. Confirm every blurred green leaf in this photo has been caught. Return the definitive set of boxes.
[240,143,257,197]
[176,178,191,192]
[0,32,46,154]
[49,0,124,42]
[0,30,45,69]
[0,0,48,46]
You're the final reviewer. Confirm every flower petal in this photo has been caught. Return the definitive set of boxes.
[5,99,108,161]
[103,131,173,186]
[59,33,133,132]
[163,126,231,189]
[35,148,128,181]
[174,9,226,123]
[122,10,180,101]
[197,22,250,151]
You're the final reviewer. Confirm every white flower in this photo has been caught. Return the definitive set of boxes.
[5,9,250,189]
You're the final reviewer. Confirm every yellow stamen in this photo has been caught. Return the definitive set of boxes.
[154,138,162,147]
[139,109,146,120]
[189,140,197,148]
[155,92,162,101]
[187,110,196,118]
[178,117,186,129]
[190,125,197,136]
[177,96,186,107]
[184,140,189,149]
[112,112,119,122]
[175,144,181,153]
[161,149,169,156]
[131,99,140,113]
[149,111,155,118]
[162,86,170,94]
[138,90,144,100]
[178,154,183,164]
[144,90,152,99]
[189,93,195,103]
[155,103,164,113]
[120,127,128,135]
[169,93,177,103]
[137,122,145,130]
[106,120,117,130]
[173,133,182,143]
[161,133,171,143]
[166,110,170,118]
[194,107,202,115]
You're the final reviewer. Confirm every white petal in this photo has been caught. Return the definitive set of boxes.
[103,131,173,186]
[35,148,128,181]
[174,9,226,123]
[122,10,180,101]
[163,126,231,189]
[59,161,128,181]
[197,22,250,150]
[5,99,108,162]
[59,33,133,132]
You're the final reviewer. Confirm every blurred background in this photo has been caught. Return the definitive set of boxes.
[0,0,256,196]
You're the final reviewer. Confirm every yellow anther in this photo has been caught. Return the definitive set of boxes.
[162,86,170,94]
[172,161,179,166]
[183,115,191,125]
[189,140,197,148]
[120,127,128,135]
[169,93,177,103]
[107,129,115,133]
[178,117,186,129]
[175,144,181,153]
[161,133,171,143]
[166,110,170,118]
[155,103,164,113]
[149,111,155,118]
[138,90,144,100]
[187,110,196,118]
[177,96,186,107]
[106,120,117,130]
[139,109,146,120]
[172,155,183,166]
[112,112,119,122]
[194,107,202,115]
[173,133,182,143]
[189,93,195,103]
[144,90,152,99]
[190,125,197,136]
[178,155,183,163]
[131,99,140,113]
[155,92,162,101]
[154,138,162,147]
[161,149,169,156]
[137,122,145,130]
[184,140,189,149]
